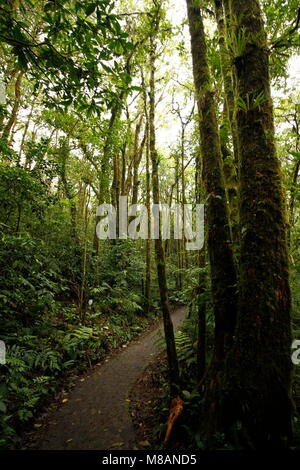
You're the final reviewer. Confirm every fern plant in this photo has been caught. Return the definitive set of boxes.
[174,330,196,366]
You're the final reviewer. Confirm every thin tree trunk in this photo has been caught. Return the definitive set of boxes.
[2,71,23,140]
[141,69,152,316]
[181,126,188,269]
[214,0,239,242]
[121,140,127,196]
[149,24,179,391]
[289,159,300,238]
[175,151,182,290]
[144,121,152,315]
[59,139,79,243]
[197,252,206,384]
[15,204,22,233]
[131,116,144,206]
[18,91,39,164]
[214,0,239,165]
[288,112,300,243]
[92,44,137,254]
[93,100,123,254]
[79,187,91,322]
[195,141,206,384]
[0,68,18,131]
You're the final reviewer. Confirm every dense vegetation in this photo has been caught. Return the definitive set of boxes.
[0,0,300,450]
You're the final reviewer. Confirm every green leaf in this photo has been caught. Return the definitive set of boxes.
[0,401,7,413]
[85,3,97,16]
[289,151,300,161]
[182,390,191,400]
[44,2,58,12]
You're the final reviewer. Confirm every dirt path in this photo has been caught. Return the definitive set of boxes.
[30,306,187,450]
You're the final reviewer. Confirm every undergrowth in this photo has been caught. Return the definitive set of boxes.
[0,305,156,449]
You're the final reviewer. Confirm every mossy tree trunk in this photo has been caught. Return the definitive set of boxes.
[214,0,239,243]
[221,0,292,449]
[214,0,239,165]
[186,0,237,363]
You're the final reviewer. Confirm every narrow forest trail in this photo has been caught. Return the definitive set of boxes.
[29,307,187,450]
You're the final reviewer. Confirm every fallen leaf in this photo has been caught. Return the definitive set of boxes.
[138,440,151,448]
[62,398,69,403]
[34,424,42,428]
[111,442,124,447]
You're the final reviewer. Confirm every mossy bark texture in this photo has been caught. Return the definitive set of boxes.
[186,0,237,362]
[221,0,292,448]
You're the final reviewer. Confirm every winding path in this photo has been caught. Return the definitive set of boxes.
[32,306,187,450]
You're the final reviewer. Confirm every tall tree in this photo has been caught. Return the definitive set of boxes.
[149,0,179,391]
[221,0,292,448]
[186,0,237,365]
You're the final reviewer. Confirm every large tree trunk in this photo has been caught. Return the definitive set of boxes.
[221,0,292,449]
[186,0,237,363]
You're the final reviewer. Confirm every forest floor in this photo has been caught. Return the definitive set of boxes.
[129,352,169,449]
[21,306,187,450]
